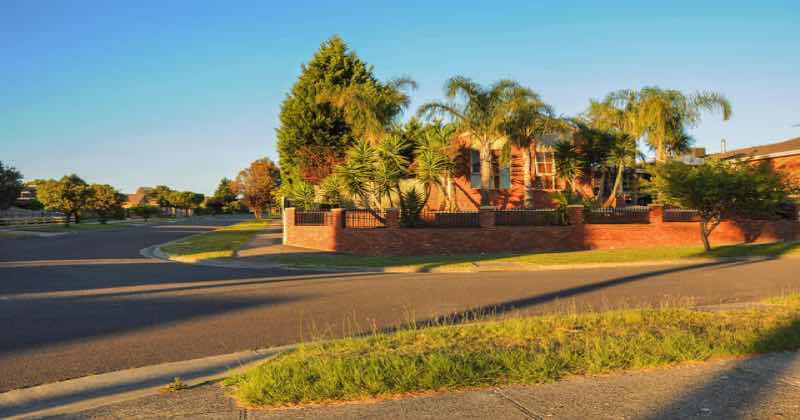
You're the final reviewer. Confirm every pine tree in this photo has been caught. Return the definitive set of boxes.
[276,35,382,184]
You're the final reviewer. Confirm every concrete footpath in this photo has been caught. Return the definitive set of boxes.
[46,350,800,419]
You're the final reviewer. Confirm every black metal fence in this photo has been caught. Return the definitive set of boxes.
[344,209,387,229]
[663,209,701,222]
[495,209,564,226]
[586,206,650,224]
[405,210,481,228]
[294,211,333,226]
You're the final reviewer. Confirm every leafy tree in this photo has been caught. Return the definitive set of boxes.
[419,76,532,206]
[223,200,246,214]
[232,158,281,218]
[654,160,792,251]
[277,35,386,183]
[132,204,160,221]
[152,185,173,208]
[37,175,92,225]
[0,161,24,210]
[213,178,237,204]
[88,184,125,223]
[601,134,638,208]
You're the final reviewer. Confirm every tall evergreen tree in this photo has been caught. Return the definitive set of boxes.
[276,35,383,184]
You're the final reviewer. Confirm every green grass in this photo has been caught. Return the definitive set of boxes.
[271,241,800,271]
[161,220,272,261]
[12,221,147,232]
[227,295,800,408]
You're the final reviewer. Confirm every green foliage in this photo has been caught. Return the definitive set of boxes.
[151,185,173,208]
[213,178,237,204]
[0,161,24,210]
[276,35,385,183]
[318,175,350,208]
[16,198,44,211]
[223,200,246,214]
[88,184,126,223]
[132,205,160,221]
[399,187,424,227]
[552,141,582,192]
[654,159,792,250]
[284,180,317,211]
[36,174,92,224]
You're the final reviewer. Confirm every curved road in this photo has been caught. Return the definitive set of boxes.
[1,219,799,392]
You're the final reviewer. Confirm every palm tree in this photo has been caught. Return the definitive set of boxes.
[605,87,732,161]
[418,76,529,207]
[553,140,583,193]
[501,90,570,207]
[414,123,457,210]
[317,77,417,143]
[602,133,638,208]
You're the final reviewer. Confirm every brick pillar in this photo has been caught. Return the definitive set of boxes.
[648,204,664,224]
[385,208,400,229]
[282,207,295,245]
[331,208,344,229]
[479,206,496,229]
[566,205,584,225]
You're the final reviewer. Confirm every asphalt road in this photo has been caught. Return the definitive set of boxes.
[2,219,800,392]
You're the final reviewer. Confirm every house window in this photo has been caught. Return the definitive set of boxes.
[535,151,558,190]
[469,149,510,189]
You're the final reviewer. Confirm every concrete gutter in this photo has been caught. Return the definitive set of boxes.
[0,345,294,419]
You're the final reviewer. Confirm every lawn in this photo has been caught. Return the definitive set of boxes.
[11,220,149,232]
[271,241,800,271]
[227,294,800,408]
[160,219,272,262]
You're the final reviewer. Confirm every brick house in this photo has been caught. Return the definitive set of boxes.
[123,187,160,209]
[711,137,800,186]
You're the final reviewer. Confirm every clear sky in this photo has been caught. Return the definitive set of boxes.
[2,1,798,194]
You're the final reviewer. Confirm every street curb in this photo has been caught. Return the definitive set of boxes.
[0,345,295,419]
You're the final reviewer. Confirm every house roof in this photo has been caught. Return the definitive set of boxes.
[713,137,800,161]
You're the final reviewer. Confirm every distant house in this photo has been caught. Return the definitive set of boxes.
[710,137,800,185]
[123,187,159,209]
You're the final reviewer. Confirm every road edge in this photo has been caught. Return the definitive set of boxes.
[0,345,295,419]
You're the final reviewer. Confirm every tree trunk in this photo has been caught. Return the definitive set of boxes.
[603,164,625,208]
[479,140,493,207]
[254,208,262,219]
[597,170,607,204]
[445,173,458,211]
[522,143,532,208]
[700,220,711,251]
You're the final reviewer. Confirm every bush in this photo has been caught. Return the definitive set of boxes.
[131,205,160,221]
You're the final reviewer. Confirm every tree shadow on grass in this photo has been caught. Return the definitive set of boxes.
[646,316,800,419]
[693,240,800,260]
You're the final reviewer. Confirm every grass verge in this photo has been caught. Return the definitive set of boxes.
[160,219,271,262]
[227,295,800,408]
[271,241,800,271]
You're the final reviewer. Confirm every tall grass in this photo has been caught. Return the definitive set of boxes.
[228,298,800,407]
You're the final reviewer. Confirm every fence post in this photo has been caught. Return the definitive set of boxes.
[479,206,496,229]
[385,208,400,229]
[282,207,295,245]
[567,205,584,225]
[648,204,664,224]
[331,208,344,230]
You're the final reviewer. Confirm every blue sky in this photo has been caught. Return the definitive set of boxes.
[2,1,798,194]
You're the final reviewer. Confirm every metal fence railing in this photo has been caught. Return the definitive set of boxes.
[663,209,701,222]
[495,209,564,226]
[294,211,333,226]
[587,206,650,224]
[405,210,481,228]
[344,209,387,229]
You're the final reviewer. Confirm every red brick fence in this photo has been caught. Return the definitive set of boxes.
[283,205,800,256]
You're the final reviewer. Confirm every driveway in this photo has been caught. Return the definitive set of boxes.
[2,220,800,392]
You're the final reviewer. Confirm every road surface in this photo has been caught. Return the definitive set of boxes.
[2,219,800,392]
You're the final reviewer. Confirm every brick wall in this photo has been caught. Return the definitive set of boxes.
[285,206,800,257]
